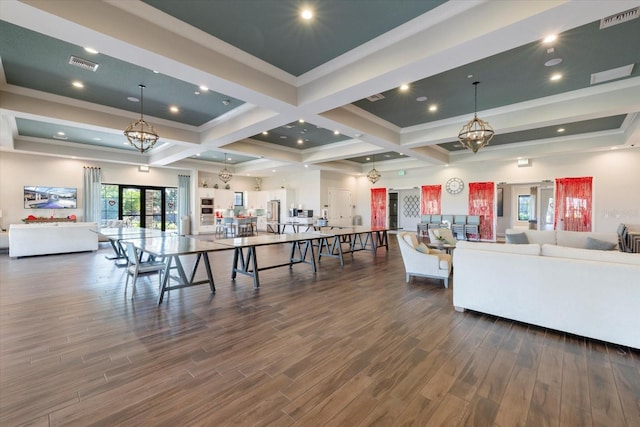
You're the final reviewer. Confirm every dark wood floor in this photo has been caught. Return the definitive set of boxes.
[1,238,639,426]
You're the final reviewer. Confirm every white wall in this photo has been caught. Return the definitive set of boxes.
[2,148,638,235]
[354,149,640,234]
[0,151,191,226]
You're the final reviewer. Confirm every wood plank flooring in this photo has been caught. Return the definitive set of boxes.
[1,238,639,426]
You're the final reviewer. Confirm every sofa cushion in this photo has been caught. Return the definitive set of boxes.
[456,241,541,255]
[506,229,556,245]
[556,230,617,249]
[585,237,617,251]
[541,244,640,265]
[506,232,529,244]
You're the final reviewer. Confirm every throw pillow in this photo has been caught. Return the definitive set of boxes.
[506,232,529,244]
[416,243,430,254]
[585,236,616,251]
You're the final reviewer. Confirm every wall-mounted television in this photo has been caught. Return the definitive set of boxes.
[24,186,78,209]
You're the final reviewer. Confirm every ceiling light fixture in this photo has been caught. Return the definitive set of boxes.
[301,8,313,20]
[367,155,381,184]
[219,153,232,184]
[72,81,84,88]
[428,104,438,112]
[550,73,563,81]
[124,84,159,153]
[457,81,494,154]
[399,84,409,92]
[543,34,557,43]
[84,46,98,54]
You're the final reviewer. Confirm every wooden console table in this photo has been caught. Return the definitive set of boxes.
[22,218,76,224]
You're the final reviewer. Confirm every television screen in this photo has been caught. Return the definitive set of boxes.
[24,186,78,209]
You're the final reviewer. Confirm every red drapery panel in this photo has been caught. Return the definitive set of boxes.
[420,185,442,215]
[554,177,593,232]
[468,182,494,240]
[370,188,387,228]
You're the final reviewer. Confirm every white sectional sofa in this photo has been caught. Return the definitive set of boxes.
[9,222,98,258]
[505,228,619,250]
[452,238,640,348]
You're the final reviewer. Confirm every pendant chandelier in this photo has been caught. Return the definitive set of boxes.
[458,81,494,154]
[219,153,232,184]
[124,84,159,153]
[367,155,381,184]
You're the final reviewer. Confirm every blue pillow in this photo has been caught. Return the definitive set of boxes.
[506,232,529,244]
[585,237,616,251]
[416,243,430,254]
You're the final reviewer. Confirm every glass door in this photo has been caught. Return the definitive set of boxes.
[145,189,163,230]
[122,187,142,228]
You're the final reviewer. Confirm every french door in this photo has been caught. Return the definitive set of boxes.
[101,184,177,231]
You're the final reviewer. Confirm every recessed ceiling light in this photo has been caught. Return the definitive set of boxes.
[222,100,230,105]
[152,70,160,74]
[416,96,427,102]
[71,156,77,159]
[272,169,276,172]
[57,131,65,136]
[169,106,179,113]
[84,46,98,54]
[72,81,84,88]
[199,85,209,92]
[299,119,305,123]
[297,139,303,144]
[467,74,473,79]
[550,73,562,81]
[300,8,313,20]
[194,91,200,95]
[384,154,391,158]
[304,164,309,168]
[262,131,268,135]
[93,137,101,141]
[545,58,563,67]
[611,147,618,150]
[428,104,438,112]
[127,96,139,102]
[196,153,201,156]
[399,152,403,156]
[543,34,557,43]
[399,84,409,92]
[280,135,287,139]
[366,157,371,161]
[355,133,362,138]
[557,128,565,133]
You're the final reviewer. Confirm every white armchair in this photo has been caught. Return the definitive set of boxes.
[396,232,452,288]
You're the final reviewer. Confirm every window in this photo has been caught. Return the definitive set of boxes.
[100,183,177,230]
[234,192,244,207]
[518,195,531,221]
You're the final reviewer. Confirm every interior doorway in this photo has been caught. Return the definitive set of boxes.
[389,192,398,229]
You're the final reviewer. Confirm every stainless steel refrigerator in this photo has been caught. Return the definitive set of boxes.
[266,200,280,223]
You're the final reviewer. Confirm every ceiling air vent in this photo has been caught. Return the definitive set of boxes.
[600,7,639,29]
[366,93,385,102]
[68,56,99,72]
[591,64,634,85]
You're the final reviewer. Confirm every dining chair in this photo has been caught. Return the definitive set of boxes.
[123,241,166,299]
[222,217,235,237]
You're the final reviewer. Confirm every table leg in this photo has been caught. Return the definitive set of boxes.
[201,252,216,293]
[158,256,174,304]
[250,246,259,288]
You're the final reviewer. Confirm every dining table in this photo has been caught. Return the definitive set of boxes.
[126,235,233,304]
[93,227,167,264]
[215,232,323,288]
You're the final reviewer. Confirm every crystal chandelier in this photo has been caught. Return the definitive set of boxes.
[219,153,232,184]
[124,84,159,153]
[367,155,381,184]
[458,81,494,154]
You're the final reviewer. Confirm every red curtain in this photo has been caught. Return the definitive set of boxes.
[554,177,593,232]
[468,182,494,240]
[370,188,386,228]
[420,185,441,215]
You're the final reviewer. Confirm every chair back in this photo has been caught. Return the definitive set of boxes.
[453,215,467,224]
[223,217,234,224]
[467,215,480,225]
[421,214,431,223]
[430,214,442,224]
[441,215,454,225]
[124,241,139,266]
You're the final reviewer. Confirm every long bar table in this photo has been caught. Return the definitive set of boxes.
[127,235,233,304]
[216,233,322,288]
[93,227,166,263]
[266,221,315,234]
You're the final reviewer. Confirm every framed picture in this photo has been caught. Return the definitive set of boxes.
[497,187,504,217]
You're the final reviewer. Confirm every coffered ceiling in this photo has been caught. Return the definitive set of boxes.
[1,0,639,177]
